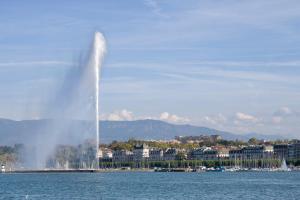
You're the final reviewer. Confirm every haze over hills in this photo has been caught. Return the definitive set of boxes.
[0,118,285,145]
[99,120,285,142]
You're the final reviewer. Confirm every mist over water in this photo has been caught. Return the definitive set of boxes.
[21,32,106,169]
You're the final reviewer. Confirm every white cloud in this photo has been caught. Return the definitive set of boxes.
[159,112,189,123]
[106,109,134,121]
[235,112,258,122]
[103,109,189,123]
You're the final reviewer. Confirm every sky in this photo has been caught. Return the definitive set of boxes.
[0,0,300,138]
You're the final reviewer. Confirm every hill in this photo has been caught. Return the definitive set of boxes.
[0,118,284,144]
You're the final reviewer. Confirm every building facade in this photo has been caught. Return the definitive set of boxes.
[133,143,149,161]
[113,150,133,162]
[274,144,289,159]
[288,142,300,159]
[189,147,229,160]
[229,145,274,160]
[98,148,113,162]
[163,148,178,161]
[149,149,164,161]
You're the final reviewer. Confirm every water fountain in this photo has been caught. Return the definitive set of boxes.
[21,32,106,170]
[86,32,106,169]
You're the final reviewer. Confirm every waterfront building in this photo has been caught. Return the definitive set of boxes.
[113,150,133,162]
[98,149,103,158]
[189,147,229,160]
[189,148,203,160]
[149,149,164,161]
[246,145,273,159]
[229,149,243,160]
[215,147,230,159]
[229,145,274,160]
[274,144,289,159]
[164,148,178,160]
[242,146,263,159]
[133,143,149,161]
[98,148,113,158]
[203,149,218,160]
[190,147,210,160]
[288,142,300,159]
[99,148,113,162]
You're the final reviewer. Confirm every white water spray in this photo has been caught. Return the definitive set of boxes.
[20,32,106,169]
[79,32,106,169]
[88,32,106,168]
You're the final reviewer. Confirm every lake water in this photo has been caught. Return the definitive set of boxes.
[0,172,299,199]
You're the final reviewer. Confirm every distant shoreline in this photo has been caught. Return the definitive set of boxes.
[6,168,154,173]
[4,168,300,173]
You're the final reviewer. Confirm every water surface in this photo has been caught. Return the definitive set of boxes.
[0,172,299,199]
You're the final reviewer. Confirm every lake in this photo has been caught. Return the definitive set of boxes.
[0,172,299,199]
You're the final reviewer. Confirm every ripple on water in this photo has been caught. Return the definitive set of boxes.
[0,172,299,200]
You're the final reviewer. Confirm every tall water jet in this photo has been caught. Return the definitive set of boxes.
[86,32,106,168]
[18,32,106,169]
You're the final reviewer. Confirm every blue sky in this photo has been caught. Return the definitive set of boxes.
[0,0,300,137]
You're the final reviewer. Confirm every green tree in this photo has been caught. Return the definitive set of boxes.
[248,137,258,145]
[175,152,186,160]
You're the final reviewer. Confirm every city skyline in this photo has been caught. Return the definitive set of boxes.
[0,0,300,138]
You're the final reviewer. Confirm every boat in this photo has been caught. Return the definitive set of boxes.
[206,166,225,172]
[154,168,170,172]
[1,165,5,173]
[170,168,186,172]
[193,166,206,172]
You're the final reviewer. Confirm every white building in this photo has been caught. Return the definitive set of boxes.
[98,148,113,158]
[133,144,149,161]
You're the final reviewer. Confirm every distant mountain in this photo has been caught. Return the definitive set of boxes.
[0,118,285,144]
[99,120,285,142]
